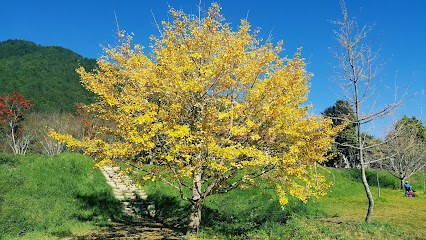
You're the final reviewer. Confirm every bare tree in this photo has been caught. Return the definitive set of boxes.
[24,113,68,155]
[330,0,403,222]
[381,117,426,189]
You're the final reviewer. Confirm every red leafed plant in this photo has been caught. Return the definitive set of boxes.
[65,102,98,140]
[0,91,34,154]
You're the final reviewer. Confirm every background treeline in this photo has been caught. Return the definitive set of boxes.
[0,39,96,113]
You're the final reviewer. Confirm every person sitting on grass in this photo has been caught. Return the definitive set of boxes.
[404,181,415,197]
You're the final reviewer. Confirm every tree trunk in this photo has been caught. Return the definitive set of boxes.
[188,201,203,235]
[361,156,374,222]
[9,121,18,154]
[187,169,203,235]
[342,154,350,168]
[355,82,374,223]
[376,170,380,198]
[400,175,410,190]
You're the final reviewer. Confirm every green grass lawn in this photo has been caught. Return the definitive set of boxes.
[0,153,124,240]
[313,169,426,240]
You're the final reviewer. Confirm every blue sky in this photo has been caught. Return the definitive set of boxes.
[1,0,425,137]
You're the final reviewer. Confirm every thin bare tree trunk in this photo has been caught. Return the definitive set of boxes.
[355,80,374,222]
[376,170,380,198]
[361,162,374,222]
[9,121,18,154]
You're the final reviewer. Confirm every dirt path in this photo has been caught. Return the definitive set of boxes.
[75,166,185,240]
[76,218,184,240]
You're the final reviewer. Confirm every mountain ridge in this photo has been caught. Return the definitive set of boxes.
[0,39,97,113]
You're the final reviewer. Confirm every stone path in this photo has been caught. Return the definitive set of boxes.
[76,165,186,239]
[100,166,148,216]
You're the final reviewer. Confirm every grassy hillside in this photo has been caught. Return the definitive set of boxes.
[0,40,97,112]
[0,153,124,239]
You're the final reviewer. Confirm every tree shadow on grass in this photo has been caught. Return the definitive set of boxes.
[75,192,126,225]
[73,190,316,238]
[128,192,191,235]
[73,189,323,239]
[127,192,289,237]
[0,154,17,165]
[201,196,313,237]
[75,192,186,239]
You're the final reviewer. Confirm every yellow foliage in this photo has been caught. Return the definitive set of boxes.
[49,3,342,207]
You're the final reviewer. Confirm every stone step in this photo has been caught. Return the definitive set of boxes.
[100,164,149,217]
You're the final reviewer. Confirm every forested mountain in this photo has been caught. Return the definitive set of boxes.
[0,40,97,112]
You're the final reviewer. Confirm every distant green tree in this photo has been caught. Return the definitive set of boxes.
[396,115,426,141]
[323,100,358,168]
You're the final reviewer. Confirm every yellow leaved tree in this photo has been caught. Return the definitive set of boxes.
[50,4,342,234]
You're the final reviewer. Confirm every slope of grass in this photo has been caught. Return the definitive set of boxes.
[138,168,426,239]
[0,153,124,240]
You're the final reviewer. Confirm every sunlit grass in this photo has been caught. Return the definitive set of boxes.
[0,153,124,239]
[315,169,426,239]
[321,186,426,237]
